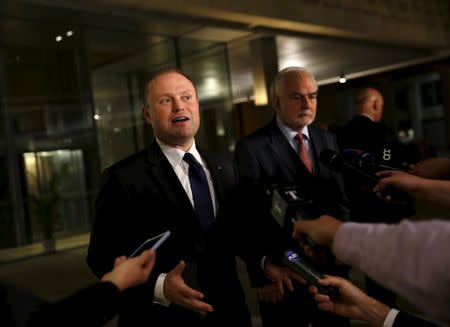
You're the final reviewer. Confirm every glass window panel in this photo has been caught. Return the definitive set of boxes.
[90,35,176,168]
[0,6,234,250]
[423,119,446,155]
[180,39,234,153]
[23,149,89,241]
[0,157,15,248]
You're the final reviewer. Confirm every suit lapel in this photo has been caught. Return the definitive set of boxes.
[267,121,298,177]
[144,142,195,217]
[267,120,310,178]
[144,142,227,231]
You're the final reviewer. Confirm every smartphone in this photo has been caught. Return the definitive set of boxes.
[283,249,339,300]
[129,230,171,258]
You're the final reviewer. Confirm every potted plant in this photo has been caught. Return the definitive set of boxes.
[29,164,69,253]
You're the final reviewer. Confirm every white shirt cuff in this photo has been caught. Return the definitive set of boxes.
[383,308,400,327]
[260,256,267,272]
[153,273,171,307]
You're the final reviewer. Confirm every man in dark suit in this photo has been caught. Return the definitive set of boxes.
[234,67,350,327]
[336,87,412,222]
[336,87,414,307]
[337,87,397,161]
[87,67,251,327]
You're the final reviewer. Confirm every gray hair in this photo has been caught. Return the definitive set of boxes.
[270,67,318,105]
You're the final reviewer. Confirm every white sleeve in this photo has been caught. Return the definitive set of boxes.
[153,273,171,306]
[332,219,450,324]
[383,309,400,327]
[260,256,267,272]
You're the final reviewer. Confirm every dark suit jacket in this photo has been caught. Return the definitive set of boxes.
[27,282,121,327]
[337,114,397,158]
[234,118,350,286]
[87,141,251,327]
[393,311,439,327]
[336,115,415,222]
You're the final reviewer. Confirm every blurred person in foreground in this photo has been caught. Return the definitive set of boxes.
[28,250,156,327]
[309,275,440,327]
[293,215,450,326]
[374,169,450,208]
[292,168,450,325]
[408,157,450,180]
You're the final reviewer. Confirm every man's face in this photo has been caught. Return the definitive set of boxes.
[274,72,317,131]
[143,72,200,149]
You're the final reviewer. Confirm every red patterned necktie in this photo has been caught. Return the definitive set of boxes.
[294,133,313,174]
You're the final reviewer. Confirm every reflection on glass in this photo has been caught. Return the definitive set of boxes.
[0,10,235,251]
[420,80,442,108]
[23,149,89,242]
[90,36,177,168]
[0,157,14,248]
[181,40,234,152]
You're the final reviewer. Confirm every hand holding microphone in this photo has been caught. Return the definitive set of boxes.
[319,149,413,204]
[373,170,426,201]
[309,275,390,326]
[375,170,450,210]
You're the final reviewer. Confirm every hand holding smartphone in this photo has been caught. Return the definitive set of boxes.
[129,231,171,258]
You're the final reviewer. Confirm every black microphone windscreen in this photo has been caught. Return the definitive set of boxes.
[319,149,339,170]
[320,149,414,206]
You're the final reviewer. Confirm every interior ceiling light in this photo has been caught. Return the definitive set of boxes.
[66,30,73,37]
[55,35,63,42]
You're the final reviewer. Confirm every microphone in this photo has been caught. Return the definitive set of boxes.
[271,186,318,228]
[319,149,380,187]
[320,149,412,201]
[338,149,405,172]
[271,186,320,248]
[283,249,339,300]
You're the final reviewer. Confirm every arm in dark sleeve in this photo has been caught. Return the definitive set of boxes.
[233,141,281,287]
[393,311,439,327]
[87,171,131,279]
[328,132,351,221]
[27,282,121,327]
[86,170,158,306]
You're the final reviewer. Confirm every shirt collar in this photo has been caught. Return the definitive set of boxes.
[359,113,375,122]
[156,139,203,169]
[276,115,310,141]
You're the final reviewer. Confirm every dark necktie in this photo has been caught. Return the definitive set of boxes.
[183,153,215,231]
[294,133,313,174]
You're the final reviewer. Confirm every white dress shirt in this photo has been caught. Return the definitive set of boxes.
[153,139,216,306]
[276,115,312,157]
[383,309,400,327]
